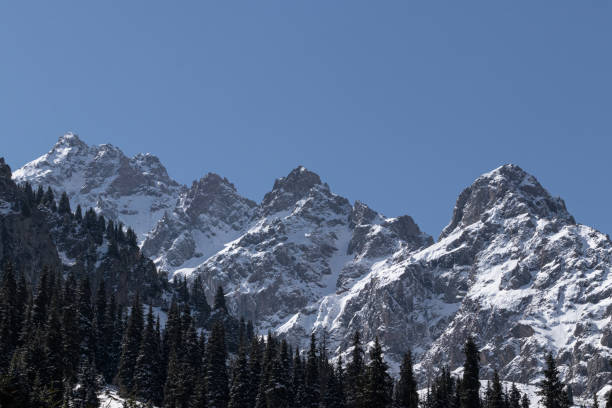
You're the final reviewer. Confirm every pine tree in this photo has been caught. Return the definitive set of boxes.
[116,293,144,395]
[93,281,108,376]
[181,319,201,406]
[566,385,573,406]
[508,383,521,408]
[228,343,250,408]
[364,337,393,408]
[134,305,159,403]
[206,321,229,408]
[304,333,320,408]
[76,277,95,359]
[394,351,418,408]
[69,357,100,408]
[345,331,365,408]
[489,370,504,408]
[214,286,227,312]
[265,340,291,408]
[606,389,612,408]
[520,393,530,408]
[461,336,480,408]
[42,295,65,406]
[291,347,306,408]
[75,205,83,222]
[62,274,80,381]
[162,346,186,408]
[594,394,600,408]
[58,191,71,215]
[0,262,21,369]
[323,360,346,408]
[537,353,564,408]
[43,186,55,209]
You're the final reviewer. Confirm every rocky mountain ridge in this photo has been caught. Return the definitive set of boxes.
[12,134,612,397]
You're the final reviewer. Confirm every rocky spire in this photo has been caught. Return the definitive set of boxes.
[440,164,574,239]
[261,166,327,214]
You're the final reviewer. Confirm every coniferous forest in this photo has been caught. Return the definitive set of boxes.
[0,178,609,408]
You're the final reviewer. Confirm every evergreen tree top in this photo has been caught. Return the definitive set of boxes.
[214,285,227,312]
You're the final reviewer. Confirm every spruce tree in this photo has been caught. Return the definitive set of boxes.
[42,296,65,406]
[58,191,71,215]
[565,385,573,406]
[214,286,228,312]
[606,389,612,408]
[364,337,393,408]
[537,353,564,408]
[489,370,504,408]
[134,305,159,403]
[594,394,600,408]
[461,336,480,408]
[345,331,365,408]
[43,186,55,209]
[292,347,306,408]
[228,343,250,408]
[394,351,418,408]
[304,333,320,408]
[75,205,83,221]
[69,357,100,408]
[116,293,144,395]
[76,277,95,359]
[520,393,530,408]
[323,360,346,408]
[508,383,521,408]
[0,262,21,368]
[206,321,229,408]
[62,274,80,381]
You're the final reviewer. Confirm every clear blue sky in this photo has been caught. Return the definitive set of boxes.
[1,1,611,237]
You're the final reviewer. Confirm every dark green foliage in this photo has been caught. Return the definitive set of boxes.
[521,393,530,408]
[304,333,321,408]
[58,191,71,215]
[134,305,161,404]
[364,337,393,408]
[207,321,229,408]
[116,293,144,395]
[461,336,480,408]
[214,285,227,312]
[345,331,365,408]
[228,344,250,408]
[508,383,521,408]
[537,353,565,408]
[394,351,418,408]
[68,357,100,408]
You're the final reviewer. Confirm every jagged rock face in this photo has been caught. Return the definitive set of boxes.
[141,173,257,273]
[314,164,612,397]
[186,167,433,353]
[13,133,184,240]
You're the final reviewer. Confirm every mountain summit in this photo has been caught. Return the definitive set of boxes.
[13,133,183,239]
[441,164,574,239]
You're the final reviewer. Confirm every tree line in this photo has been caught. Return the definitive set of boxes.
[2,259,610,408]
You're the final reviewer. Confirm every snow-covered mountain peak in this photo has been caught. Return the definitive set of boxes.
[179,173,256,221]
[13,135,184,239]
[54,131,88,148]
[440,163,574,239]
[261,166,328,215]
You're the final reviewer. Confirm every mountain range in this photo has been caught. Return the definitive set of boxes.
[10,133,612,397]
